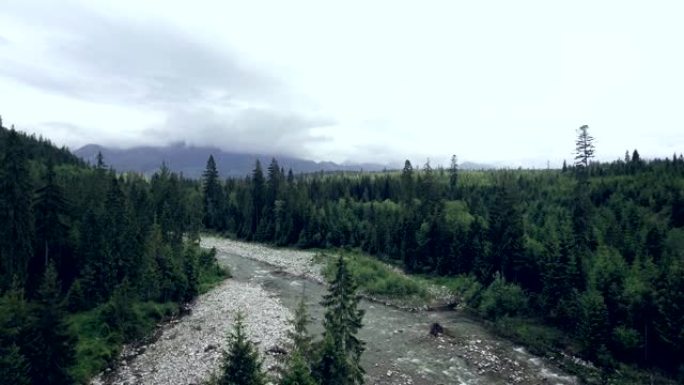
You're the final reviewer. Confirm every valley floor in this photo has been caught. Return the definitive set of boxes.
[93,236,579,385]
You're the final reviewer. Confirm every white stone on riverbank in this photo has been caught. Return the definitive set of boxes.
[201,236,325,284]
[91,279,292,385]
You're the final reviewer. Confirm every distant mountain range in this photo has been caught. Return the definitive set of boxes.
[73,143,389,178]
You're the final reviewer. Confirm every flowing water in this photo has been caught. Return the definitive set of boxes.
[215,244,579,385]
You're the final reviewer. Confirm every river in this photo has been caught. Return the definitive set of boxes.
[94,236,579,385]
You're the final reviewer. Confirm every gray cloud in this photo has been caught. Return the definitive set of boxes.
[0,1,332,157]
[0,3,280,106]
[145,107,334,157]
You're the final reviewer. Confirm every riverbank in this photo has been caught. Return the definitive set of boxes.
[202,235,581,385]
[90,279,292,385]
[202,236,675,385]
[201,236,457,311]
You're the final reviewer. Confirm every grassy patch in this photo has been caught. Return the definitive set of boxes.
[490,316,567,356]
[67,301,178,384]
[320,251,429,299]
[198,263,231,294]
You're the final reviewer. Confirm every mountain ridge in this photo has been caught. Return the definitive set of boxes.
[74,143,389,178]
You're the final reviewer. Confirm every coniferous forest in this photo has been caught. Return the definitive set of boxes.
[0,124,225,384]
[2,120,684,384]
[198,127,684,382]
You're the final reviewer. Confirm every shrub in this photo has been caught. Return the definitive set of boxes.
[478,272,528,319]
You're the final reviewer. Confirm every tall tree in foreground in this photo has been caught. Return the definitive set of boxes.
[281,297,316,385]
[0,284,31,385]
[314,256,365,385]
[219,312,265,385]
[0,129,34,289]
[25,262,75,385]
[31,160,70,290]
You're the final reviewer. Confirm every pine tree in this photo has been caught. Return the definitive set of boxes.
[0,128,34,289]
[29,159,70,293]
[400,160,414,203]
[281,351,317,385]
[219,312,265,385]
[576,289,609,360]
[488,176,528,287]
[0,284,31,385]
[574,124,595,170]
[25,262,75,385]
[288,296,313,357]
[281,297,316,385]
[448,154,459,199]
[251,160,266,239]
[315,256,365,385]
[655,259,684,364]
[202,155,224,230]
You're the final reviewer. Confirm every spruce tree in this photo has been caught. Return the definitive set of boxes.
[288,296,313,357]
[574,124,595,170]
[281,352,317,385]
[0,128,34,289]
[251,160,266,239]
[26,262,75,385]
[400,160,414,203]
[219,312,265,385]
[202,155,223,230]
[448,154,459,199]
[576,289,609,360]
[281,297,316,385]
[315,256,365,385]
[0,284,31,385]
[31,160,70,291]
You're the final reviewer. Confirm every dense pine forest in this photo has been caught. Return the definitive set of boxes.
[199,128,684,381]
[2,120,684,384]
[0,124,226,384]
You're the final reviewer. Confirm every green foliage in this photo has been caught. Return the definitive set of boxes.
[4,119,684,382]
[478,273,528,320]
[321,252,427,300]
[219,312,265,385]
[288,297,313,357]
[0,124,216,384]
[430,275,482,307]
[281,351,317,385]
[26,262,76,385]
[491,316,566,357]
[576,289,610,359]
[612,325,641,353]
[198,247,231,294]
[67,301,178,383]
[282,297,316,385]
[100,279,145,341]
[0,285,31,385]
[0,128,34,289]
[315,256,365,385]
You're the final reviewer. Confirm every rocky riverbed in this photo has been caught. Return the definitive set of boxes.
[93,236,578,385]
[201,236,325,283]
[91,280,292,385]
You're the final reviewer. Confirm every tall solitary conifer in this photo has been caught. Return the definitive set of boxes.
[315,255,365,385]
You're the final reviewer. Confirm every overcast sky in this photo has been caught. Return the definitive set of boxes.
[1,0,683,166]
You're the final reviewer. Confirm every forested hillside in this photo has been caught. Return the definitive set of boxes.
[199,134,684,380]
[2,121,683,383]
[0,125,224,384]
